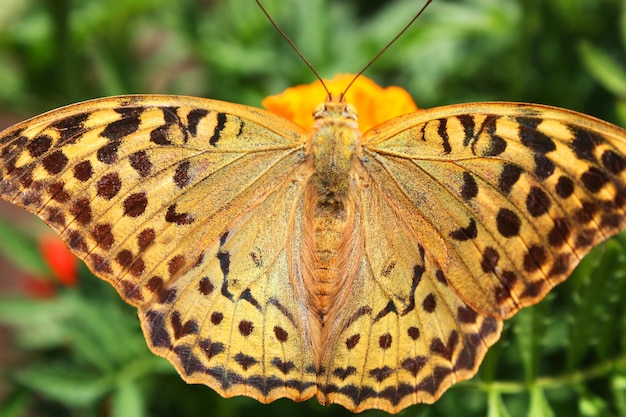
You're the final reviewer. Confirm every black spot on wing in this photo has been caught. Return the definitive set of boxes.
[218,245,234,301]
[174,345,206,375]
[401,265,424,316]
[602,150,626,174]
[518,122,556,154]
[581,167,609,193]
[533,154,555,180]
[51,113,89,145]
[162,106,180,123]
[569,125,600,162]
[449,218,477,241]
[165,204,194,225]
[460,172,478,201]
[210,112,227,146]
[101,108,142,140]
[240,288,261,311]
[498,164,522,195]
[515,116,541,130]
[187,109,209,136]
[555,176,575,198]
[526,186,551,217]
[27,135,52,158]
[484,134,507,157]
[457,115,475,146]
[496,208,521,238]
[145,310,172,348]
[437,119,451,154]
[373,301,397,322]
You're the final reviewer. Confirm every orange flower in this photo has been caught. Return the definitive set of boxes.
[38,235,78,287]
[262,74,419,133]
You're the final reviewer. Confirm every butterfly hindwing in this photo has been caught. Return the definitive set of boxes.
[140,164,317,402]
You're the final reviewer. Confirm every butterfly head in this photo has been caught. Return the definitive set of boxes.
[312,93,358,129]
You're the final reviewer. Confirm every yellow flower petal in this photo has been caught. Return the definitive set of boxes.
[262,74,418,133]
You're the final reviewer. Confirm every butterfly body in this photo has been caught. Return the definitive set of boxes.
[303,95,363,349]
[2,90,626,413]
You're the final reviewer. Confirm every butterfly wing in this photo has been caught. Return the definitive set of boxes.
[4,95,626,413]
[0,95,317,403]
[316,102,626,412]
[363,102,626,319]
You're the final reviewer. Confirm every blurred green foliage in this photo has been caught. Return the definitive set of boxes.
[0,0,626,416]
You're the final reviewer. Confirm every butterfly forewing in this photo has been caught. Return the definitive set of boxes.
[363,102,626,319]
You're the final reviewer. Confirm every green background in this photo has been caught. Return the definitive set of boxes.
[1,0,626,416]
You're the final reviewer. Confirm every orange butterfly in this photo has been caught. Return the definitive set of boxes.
[1,2,626,414]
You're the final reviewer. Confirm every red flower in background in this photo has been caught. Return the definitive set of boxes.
[38,235,78,287]
[21,276,57,299]
[21,235,78,298]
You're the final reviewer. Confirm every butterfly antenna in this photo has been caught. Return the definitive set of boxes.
[341,0,433,97]
[256,0,331,98]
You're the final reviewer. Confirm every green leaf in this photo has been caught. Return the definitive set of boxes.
[487,391,511,417]
[566,243,609,370]
[594,242,626,361]
[479,330,505,385]
[579,392,608,417]
[621,0,626,49]
[112,380,146,417]
[0,296,73,349]
[0,217,50,279]
[513,293,550,383]
[0,0,30,28]
[617,98,626,127]
[15,365,112,407]
[528,386,554,417]
[612,374,626,417]
[62,291,145,372]
[579,40,626,97]
[0,389,31,417]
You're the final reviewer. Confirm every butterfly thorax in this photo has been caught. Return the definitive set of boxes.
[308,96,360,198]
[301,95,365,358]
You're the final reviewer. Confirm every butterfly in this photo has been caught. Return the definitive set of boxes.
[1,71,625,413]
[2,0,626,412]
